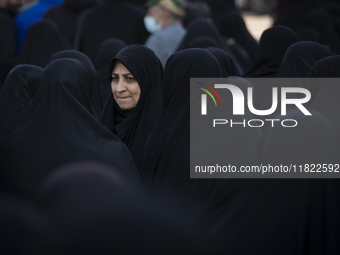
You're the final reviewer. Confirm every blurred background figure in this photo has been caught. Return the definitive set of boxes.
[74,0,149,62]
[0,0,21,17]
[0,0,17,88]
[14,0,64,55]
[182,0,211,28]
[144,0,186,67]
[43,0,98,46]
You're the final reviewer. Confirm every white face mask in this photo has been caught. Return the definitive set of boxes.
[144,16,162,33]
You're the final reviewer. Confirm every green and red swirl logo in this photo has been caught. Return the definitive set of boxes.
[197,82,223,107]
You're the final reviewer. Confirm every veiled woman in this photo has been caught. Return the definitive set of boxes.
[99,44,163,163]
[0,58,141,198]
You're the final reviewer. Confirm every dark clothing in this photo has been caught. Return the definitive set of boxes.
[0,13,16,87]
[16,20,71,68]
[205,47,241,76]
[43,0,98,46]
[217,9,258,62]
[47,49,103,116]
[138,49,261,223]
[276,41,334,78]
[99,45,163,163]
[244,25,298,78]
[0,58,137,198]
[0,64,43,141]
[93,38,127,105]
[74,0,149,62]
[177,18,245,74]
[14,0,64,54]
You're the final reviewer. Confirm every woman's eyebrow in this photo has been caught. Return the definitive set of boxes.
[111,72,133,76]
[122,73,133,76]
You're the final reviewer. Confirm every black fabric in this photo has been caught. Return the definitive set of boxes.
[39,161,148,228]
[308,56,340,133]
[64,0,98,12]
[217,9,258,62]
[276,41,335,78]
[208,109,340,255]
[273,1,320,31]
[296,26,321,42]
[47,49,102,116]
[188,36,220,49]
[258,109,340,254]
[205,46,240,76]
[93,38,127,70]
[93,38,127,104]
[0,58,139,198]
[309,55,340,78]
[243,25,298,78]
[137,49,262,228]
[74,1,149,62]
[301,8,340,54]
[16,20,71,68]
[325,2,340,44]
[99,44,163,163]
[0,15,16,87]
[0,64,43,140]
[43,0,98,46]
[35,161,201,255]
[206,0,237,26]
[0,194,53,255]
[177,18,248,74]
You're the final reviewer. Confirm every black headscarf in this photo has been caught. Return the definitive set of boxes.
[138,49,262,228]
[217,9,258,62]
[0,64,43,140]
[208,109,340,254]
[308,56,340,134]
[0,58,139,198]
[47,49,103,115]
[0,193,53,255]
[35,161,202,255]
[176,18,245,74]
[43,0,98,45]
[301,8,340,54]
[276,41,335,78]
[74,0,149,61]
[205,46,240,76]
[296,26,321,42]
[16,20,71,68]
[39,161,148,228]
[309,55,340,78]
[243,25,298,78]
[99,44,163,163]
[177,18,225,51]
[93,38,127,70]
[187,36,220,49]
[93,38,127,104]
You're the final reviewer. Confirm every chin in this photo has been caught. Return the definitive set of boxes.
[119,104,133,110]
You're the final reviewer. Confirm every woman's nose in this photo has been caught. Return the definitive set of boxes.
[116,80,126,92]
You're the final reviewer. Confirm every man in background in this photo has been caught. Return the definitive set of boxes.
[144,0,186,67]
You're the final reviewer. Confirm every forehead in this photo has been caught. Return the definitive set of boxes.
[112,61,131,73]
[147,5,161,15]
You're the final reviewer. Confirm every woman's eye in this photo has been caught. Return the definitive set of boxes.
[127,77,135,81]
[112,76,119,81]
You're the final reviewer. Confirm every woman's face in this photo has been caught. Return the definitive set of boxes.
[111,61,141,110]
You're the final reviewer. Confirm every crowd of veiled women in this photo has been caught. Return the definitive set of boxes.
[1,0,340,254]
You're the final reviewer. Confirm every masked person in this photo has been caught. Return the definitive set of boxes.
[144,0,186,67]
